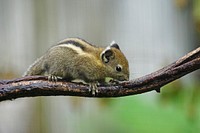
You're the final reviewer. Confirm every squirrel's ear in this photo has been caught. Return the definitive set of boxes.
[110,41,120,50]
[101,47,114,63]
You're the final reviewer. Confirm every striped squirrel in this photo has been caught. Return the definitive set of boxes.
[23,38,129,95]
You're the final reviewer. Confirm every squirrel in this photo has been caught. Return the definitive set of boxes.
[23,38,129,95]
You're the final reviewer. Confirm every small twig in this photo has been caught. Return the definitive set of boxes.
[0,47,199,101]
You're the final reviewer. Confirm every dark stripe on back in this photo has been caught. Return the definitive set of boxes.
[58,40,86,50]
[57,38,100,51]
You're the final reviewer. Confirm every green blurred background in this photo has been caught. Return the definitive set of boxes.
[0,0,199,133]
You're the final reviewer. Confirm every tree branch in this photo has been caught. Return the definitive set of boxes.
[0,47,199,101]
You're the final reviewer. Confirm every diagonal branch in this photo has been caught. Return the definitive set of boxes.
[0,47,199,102]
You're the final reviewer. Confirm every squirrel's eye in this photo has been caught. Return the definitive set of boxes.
[116,65,122,72]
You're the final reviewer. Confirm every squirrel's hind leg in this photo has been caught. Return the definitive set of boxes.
[47,75,63,82]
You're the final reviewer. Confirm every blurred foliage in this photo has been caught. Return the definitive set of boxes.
[0,71,17,79]
[175,0,200,41]
[193,0,200,32]
[175,0,189,9]
[76,81,200,133]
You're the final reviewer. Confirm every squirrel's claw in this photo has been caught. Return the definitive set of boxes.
[89,83,98,96]
[48,75,62,82]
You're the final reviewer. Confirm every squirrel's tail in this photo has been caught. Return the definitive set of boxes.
[23,56,45,77]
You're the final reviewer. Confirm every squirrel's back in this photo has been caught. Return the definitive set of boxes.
[23,38,102,77]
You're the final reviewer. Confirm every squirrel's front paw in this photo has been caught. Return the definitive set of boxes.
[109,79,120,84]
[105,77,119,85]
[89,83,99,96]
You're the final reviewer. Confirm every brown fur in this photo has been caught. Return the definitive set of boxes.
[24,38,129,83]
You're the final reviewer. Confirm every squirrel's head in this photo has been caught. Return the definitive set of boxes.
[100,41,129,81]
